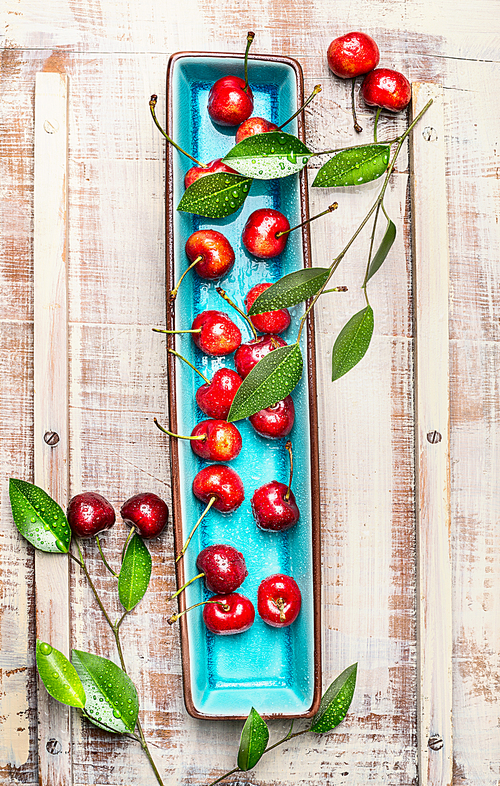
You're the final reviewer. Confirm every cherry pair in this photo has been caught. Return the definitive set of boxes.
[202,574,302,635]
[67,491,169,540]
[327,31,411,122]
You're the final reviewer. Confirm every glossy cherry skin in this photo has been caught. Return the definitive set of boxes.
[251,481,299,532]
[327,32,380,78]
[249,396,295,439]
[191,310,242,356]
[195,368,242,420]
[208,76,254,127]
[120,492,169,539]
[242,208,290,259]
[185,230,235,282]
[236,116,278,144]
[184,158,237,190]
[190,420,242,462]
[192,465,245,512]
[234,334,287,379]
[196,544,248,593]
[203,592,255,635]
[361,68,412,112]
[258,574,302,627]
[245,283,291,335]
[67,492,116,539]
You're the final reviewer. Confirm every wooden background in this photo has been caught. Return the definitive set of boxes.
[1,1,499,784]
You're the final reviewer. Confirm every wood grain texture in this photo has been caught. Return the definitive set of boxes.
[0,2,499,784]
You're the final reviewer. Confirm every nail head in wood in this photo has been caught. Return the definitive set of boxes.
[428,734,444,751]
[43,430,60,446]
[422,125,438,142]
[46,738,62,755]
[426,430,442,444]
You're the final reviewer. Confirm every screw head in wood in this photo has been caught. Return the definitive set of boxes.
[46,738,62,754]
[44,431,60,446]
[427,430,442,444]
[43,118,60,134]
[428,734,444,751]
[422,126,438,142]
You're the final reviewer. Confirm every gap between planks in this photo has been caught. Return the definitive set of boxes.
[410,82,453,786]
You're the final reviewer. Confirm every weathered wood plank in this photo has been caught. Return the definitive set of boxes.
[410,83,452,786]
[33,72,71,786]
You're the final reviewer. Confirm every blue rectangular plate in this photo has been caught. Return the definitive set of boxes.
[165,51,321,720]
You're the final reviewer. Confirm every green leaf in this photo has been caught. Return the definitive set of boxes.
[248,268,330,315]
[227,343,303,423]
[177,172,252,218]
[365,219,396,284]
[223,131,312,180]
[9,478,71,553]
[118,534,152,611]
[332,306,374,381]
[312,144,390,188]
[237,707,270,771]
[72,650,139,733]
[36,641,86,709]
[310,663,357,733]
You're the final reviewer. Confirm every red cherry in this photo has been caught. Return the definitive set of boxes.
[195,368,242,420]
[242,208,290,259]
[245,283,291,335]
[251,481,299,532]
[120,492,169,539]
[185,230,235,281]
[192,465,245,512]
[236,116,278,144]
[249,396,295,439]
[191,310,242,356]
[67,492,115,539]
[234,334,287,379]
[208,76,254,127]
[203,592,255,635]
[196,544,248,593]
[327,32,380,78]
[190,420,242,462]
[184,158,238,190]
[258,574,301,627]
[361,68,412,112]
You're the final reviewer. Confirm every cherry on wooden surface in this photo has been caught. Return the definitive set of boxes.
[67,492,116,539]
[327,31,380,78]
[120,492,169,539]
[361,68,412,112]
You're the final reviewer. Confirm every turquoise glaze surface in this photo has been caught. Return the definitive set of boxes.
[169,55,315,717]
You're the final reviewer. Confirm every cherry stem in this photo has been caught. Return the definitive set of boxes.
[373,106,381,143]
[206,726,310,786]
[73,543,166,786]
[152,327,201,335]
[295,98,434,345]
[176,496,217,563]
[149,95,204,167]
[275,202,338,238]
[121,525,135,562]
[243,31,255,93]
[284,439,294,501]
[167,347,210,384]
[154,417,206,443]
[278,84,322,130]
[169,256,202,301]
[168,571,205,601]
[351,78,362,133]
[168,599,230,625]
[322,285,348,293]
[95,535,118,577]
[216,286,257,340]
[274,597,286,622]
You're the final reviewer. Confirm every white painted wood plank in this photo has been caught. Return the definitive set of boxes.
[410,82,453,786]
[33,72,71,786]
